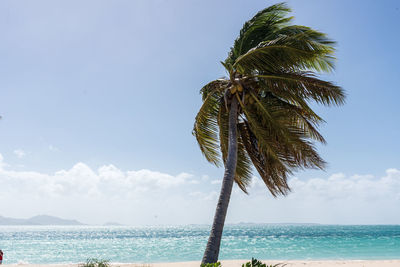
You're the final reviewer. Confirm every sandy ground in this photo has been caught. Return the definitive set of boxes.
[5,260,400,267]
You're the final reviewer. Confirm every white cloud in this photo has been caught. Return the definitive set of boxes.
[228,169,400,225]
[0,161,193,198]
[287,169,400,202]
[0,153,203,225]
[0,152,399,225]
[13,149,26,158]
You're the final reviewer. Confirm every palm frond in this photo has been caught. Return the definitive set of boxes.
[239,105,326,196]
[200,79,229,101]
[225,2,292,68]
[234,38,335,74]
[249,91,326,144]
[235,133,253,193]
[253,71,345,106]
[274,25,335,46]
[239,122,290,197]
[240,94,326,170]
[193,90,224,166]
[253,80,327,123]
[236,94,282,163]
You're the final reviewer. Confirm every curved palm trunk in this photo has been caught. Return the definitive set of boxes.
[202,96,239,264]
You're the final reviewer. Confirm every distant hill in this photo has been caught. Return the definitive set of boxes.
[0,215,84,225]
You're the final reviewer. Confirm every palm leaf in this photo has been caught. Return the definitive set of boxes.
[253,71,345,106]
[193,89,224,166]
[241,94,326,169]
[250,92,326,143]
[234,39,335,74]
[200,79,229,101]
[226,2,292,68]
[235,132,253,193]
[239,121,290,197]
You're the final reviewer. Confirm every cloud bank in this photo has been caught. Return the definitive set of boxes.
[0,153,399,225]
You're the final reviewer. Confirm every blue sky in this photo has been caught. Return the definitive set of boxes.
[0,0,399,225]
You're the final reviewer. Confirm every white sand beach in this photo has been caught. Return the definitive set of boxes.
[6,260,400,267]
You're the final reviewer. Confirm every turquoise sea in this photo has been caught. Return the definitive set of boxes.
[0,225,399,264]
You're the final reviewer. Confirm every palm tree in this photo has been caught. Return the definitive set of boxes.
[193,3,345,264]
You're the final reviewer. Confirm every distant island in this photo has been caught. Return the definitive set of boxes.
[0,215,85,225]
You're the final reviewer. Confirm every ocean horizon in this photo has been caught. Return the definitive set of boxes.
[1,224,399,264]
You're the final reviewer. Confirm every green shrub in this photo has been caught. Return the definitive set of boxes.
[200,262,221,267]
[242,258,284,267]
[80,258,110,267]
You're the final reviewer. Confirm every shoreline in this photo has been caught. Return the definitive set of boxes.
[5,260,400,267]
